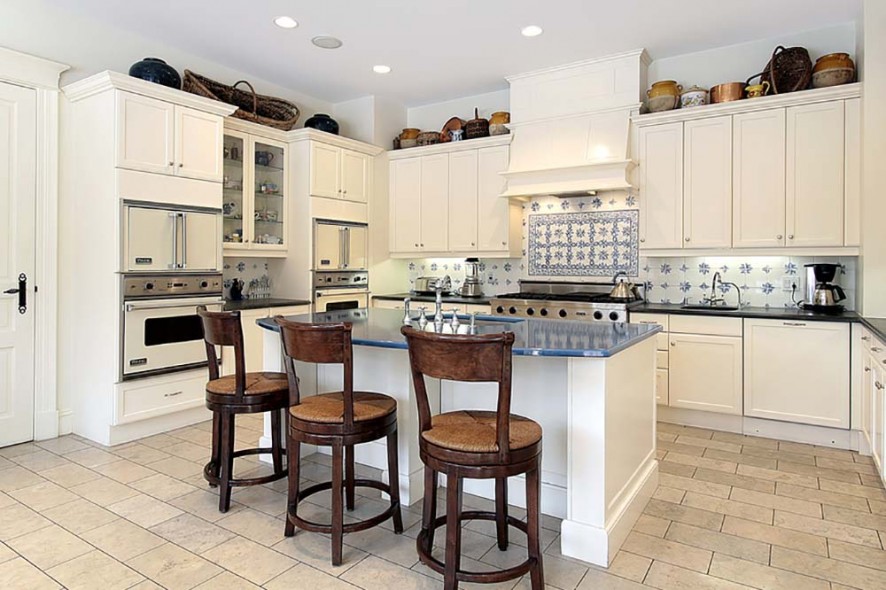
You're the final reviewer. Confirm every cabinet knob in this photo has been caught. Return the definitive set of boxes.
[684,237,690,242]
[670,342,676,347]
[873,347,883,352]
[640,238,646,243]
[168,161,174,166]
[420,243,424,247]
[178,162,184,168]
[862,336,871,341]
[865,367,871,372]
[343,190,347,194]
[788,234,794,240]
[471,242,475,246]
[414,243,418,247]
[501,241,506,246]
[777,235,783,240]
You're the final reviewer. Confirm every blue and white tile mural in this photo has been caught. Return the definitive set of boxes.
[403,192,858,309]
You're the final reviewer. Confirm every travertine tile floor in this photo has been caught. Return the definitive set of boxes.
[0,417,884,589]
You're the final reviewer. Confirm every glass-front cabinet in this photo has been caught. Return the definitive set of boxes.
[222,131,287,256]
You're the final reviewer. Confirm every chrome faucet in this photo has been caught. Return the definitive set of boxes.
[434,287,444,325]
[709,272,743,308]
[402,297,413,325]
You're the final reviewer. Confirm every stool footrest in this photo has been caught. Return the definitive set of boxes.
[203,446,287,488]
[288,478,400,535]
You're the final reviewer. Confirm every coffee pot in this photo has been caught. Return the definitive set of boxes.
[800,263,846,313]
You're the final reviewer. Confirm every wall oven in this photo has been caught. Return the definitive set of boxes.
[314,219,368,271]
[121,273,224,379]
[122,202,222,273]
[313,270,369,312]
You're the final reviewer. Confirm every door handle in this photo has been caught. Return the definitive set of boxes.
[169,211,179,269]
[3,274,26,314]
[180,213,188,269]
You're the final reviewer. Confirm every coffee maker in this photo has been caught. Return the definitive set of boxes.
[458,258,484,298]
[801,263,846,313]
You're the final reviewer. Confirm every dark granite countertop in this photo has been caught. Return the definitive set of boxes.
[862,317,886,343]
[632,303,861,323]
[372,292,493,306]
[224,298,311,312]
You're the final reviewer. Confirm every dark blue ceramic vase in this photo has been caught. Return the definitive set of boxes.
[129,58,182,89]
[304,113,339,135]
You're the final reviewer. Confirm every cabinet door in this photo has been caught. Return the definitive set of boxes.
[684,117,732,248]
[733,109,786,248]
[310,143,340,199]
[390,158,422,253]
[862,353,873,449]
[251,138,287,250]
[174,106,223,182]
[638,123,683,249]
[872,363,884,475]
[669,334,742,415]
[222,132,249,250]
[844,98,861,246]
[124,206,177,271]
[221,309,269,376]
[182,210,221,271]
[116,92,174,175]
[448,150,479,252]
[420,154,449,252]
[786,101,844,247]
[340,149,369,203]
[744,319,850,428]
[477,145,513,252]
[655,368,669,406]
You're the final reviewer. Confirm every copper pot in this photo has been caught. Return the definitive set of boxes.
[710,82,745,103]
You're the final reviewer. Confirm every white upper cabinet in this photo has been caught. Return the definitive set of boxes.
[638,122,683,249]
[448,150,479,251]
[420,154,449,252]
[116,92,175,175]
[390,157,422,253]
[684,117,732,248]
[175,106,224,182]
[340,150,369,203]
[733,109,786,248]
[786,101,844,247]
[477,145,515,254]
[310,142,370,203]
[310,142,340,199]
[844,98,861,247]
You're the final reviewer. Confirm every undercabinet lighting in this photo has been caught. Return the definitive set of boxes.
[312,35,343,49]
[274,16,298,29]
[373,65,392,74]
[521,25,543,37]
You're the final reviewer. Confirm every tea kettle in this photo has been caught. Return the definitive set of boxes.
[609,271,641,301]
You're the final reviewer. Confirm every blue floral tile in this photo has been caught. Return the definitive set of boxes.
[698,263,710,275]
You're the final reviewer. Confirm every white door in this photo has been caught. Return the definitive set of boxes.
[786,101,844,247]
[744,319,850,428]
[844,98,861,247]
[0,82,36,447]
[668,334,743,415]
[314,223,343,270]
[181,211,221,271]
[638,122,683,249]
[684,117,732,248]
[448,150,478,251]
[116,91,174,175]
[733,109,786,247]
[862,352,873,449]
[871,362,884,474]
[390,158,422,253]
[420,154,449,252]
[174,106,223,182]
[340,150,368,203]
[124,206,177,272]
[310,143,340,199]
[477,145,512,252]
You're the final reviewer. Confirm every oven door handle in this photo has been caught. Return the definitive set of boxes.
[180,212,188,270]
[124,297,225,312]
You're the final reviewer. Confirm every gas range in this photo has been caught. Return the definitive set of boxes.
[491,280,644,323]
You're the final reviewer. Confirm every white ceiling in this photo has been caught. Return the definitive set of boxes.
[50,0,862,106]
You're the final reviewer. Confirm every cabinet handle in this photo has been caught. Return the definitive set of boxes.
[178,163,184,168]
[342,190,347,194]
[168,161,174,166]
[788,234,794,240]
[640,238,646,243]
[164,391,183,398]
[414,243,419,248]
[873,347,883,352]
[862,336,871,341]
[670,342,676,347]
[471,242,475,246]
[783,322,806,327]
[877,382,885,390]
[865,367,871,372]
[501,241,506,246]
[685,237,690,242]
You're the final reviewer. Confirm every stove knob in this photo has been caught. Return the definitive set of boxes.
[200,281,209,288]
[540,308,548,317]
[496,306,504,314]
[593,311,603,320]
[526,307,535,316]
[508,306,517,315]
[144,282,154,291]
[609,311,620,321]
[559,309,567,318]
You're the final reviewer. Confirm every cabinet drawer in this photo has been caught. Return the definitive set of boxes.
[656,350,669,369]
[656,333,669,351]
[372,298,405,310]
[464,304,492,315]
[632,313,669,331]
[656,368,669,405]
[670,315,742,337]
[872,336,886,365]
[116,371,205,424]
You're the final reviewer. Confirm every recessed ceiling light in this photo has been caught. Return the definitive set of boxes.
[273,16,298,29]
[312,35,343,49]
[521,25,543,37]
[373,65,391,74]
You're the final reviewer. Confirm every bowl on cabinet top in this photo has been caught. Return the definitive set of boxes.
[680,85,709,108]
[647,80,682,99]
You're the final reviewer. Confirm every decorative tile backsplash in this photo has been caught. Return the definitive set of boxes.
[222,257,272,299]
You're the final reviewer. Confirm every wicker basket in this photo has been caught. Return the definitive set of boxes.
[182,70,300,130]
[751,46,812,94]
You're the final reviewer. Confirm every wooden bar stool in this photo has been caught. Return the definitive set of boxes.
[197,306,289,512]
[401,326,544,590]
[276,317,404,566]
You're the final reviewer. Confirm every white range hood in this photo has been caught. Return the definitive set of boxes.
[501,50,649,199]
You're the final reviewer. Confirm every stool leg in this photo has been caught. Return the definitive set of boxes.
[526,465,544,590]
[218,413,235,513]
[443,474,463,590]
[495,476,509,550]
[207,412,221,487]
[386,430,403,533]
[421,466,438,554]
[331,442,344,566]
[345,444,356,511]
[284,438,300,537]
[270,409,284,475]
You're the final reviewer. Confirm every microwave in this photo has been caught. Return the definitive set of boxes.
[122,203,222,273]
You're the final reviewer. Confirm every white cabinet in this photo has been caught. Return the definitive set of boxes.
[669,333,743,415]
[632,313,670,405]
[448,150,478,251]
[733,109,786,248]
[310,142,370,203]
[420,154,449,251]
[477,145,517,254]
[390,157,422,253]
[744,319,850,428]
[221,305,310,376]
[862,350,874,451]
[871,357,885,477]
[116,91,223,182]
[844,98,861,247]
[638,122,683,249]
[683,117,732,248]
[786,101,845,247]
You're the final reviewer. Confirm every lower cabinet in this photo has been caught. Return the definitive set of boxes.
[744,319,850,428]
[872,360,884,476]
[669,333,743,415]
[221,305,310,375]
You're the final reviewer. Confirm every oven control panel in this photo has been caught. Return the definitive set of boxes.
[313,270,369,288]
[123,273,224,298]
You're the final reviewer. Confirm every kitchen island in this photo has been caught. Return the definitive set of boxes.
[257,308,660,566]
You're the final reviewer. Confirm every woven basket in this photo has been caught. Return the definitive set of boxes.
[751,46,812,94]
[182,70,300,130]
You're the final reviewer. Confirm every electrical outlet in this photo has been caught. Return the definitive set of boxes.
[782,276,798,292]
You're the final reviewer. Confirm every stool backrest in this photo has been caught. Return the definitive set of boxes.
[400,326,515,460]
[197,306,246,398]
[276,317,355,426]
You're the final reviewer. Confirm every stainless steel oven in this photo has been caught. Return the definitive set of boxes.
[121,273,224,378]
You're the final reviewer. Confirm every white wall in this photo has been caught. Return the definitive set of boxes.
[407,89,510,132]
[648,23,857,89]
